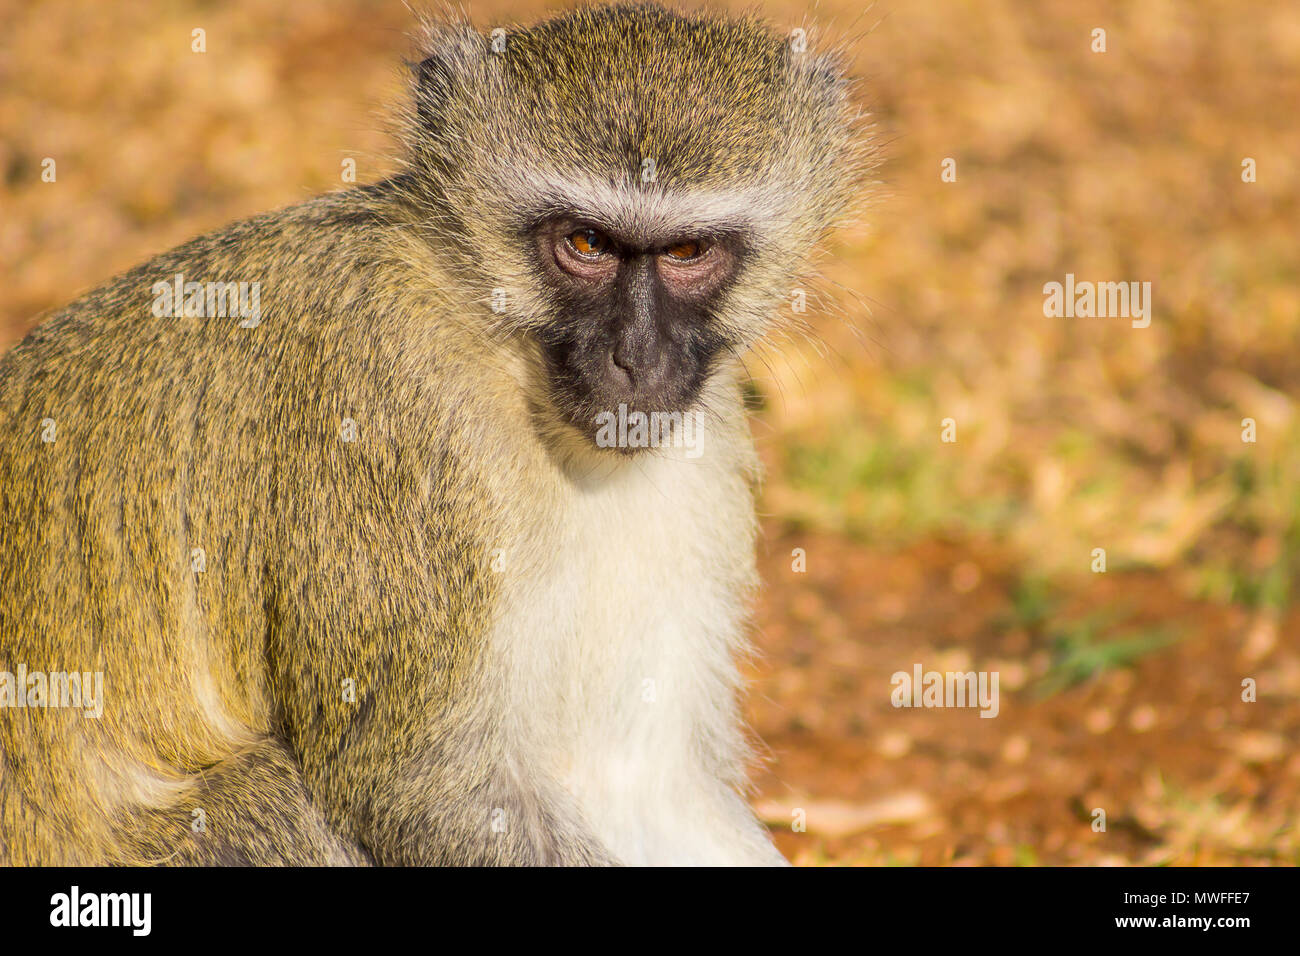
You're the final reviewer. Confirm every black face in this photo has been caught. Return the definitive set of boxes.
[530,217,744,446]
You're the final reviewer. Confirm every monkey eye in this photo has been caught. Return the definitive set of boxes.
[663,239,707,261]
[566,228,612,258]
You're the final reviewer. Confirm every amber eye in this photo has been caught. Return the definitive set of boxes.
[664,240,705,261]
[567,228,610,257]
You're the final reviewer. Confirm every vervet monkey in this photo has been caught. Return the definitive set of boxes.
[0,2,865,865]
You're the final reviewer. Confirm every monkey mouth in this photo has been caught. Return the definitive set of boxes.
[536,345,710,456]
[587,400,707,457]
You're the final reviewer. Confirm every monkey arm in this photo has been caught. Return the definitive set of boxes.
[263,552,618,864]
[258,388,617,865]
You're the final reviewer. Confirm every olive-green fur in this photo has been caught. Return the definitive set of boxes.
[0,2,864,865]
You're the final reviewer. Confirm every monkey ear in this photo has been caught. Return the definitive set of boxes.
[412,51,455,128]
[795,47,849,91]
[410,22,484,128]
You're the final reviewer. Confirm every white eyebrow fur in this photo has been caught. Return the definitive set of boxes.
[501,167,787,239]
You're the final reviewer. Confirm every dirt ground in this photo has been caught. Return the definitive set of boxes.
[748,528,1299,865]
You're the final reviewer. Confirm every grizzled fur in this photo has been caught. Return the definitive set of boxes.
[0,3,866,865]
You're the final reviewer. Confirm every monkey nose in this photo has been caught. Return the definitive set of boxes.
[605,349,635,390]
[608,341,668,395]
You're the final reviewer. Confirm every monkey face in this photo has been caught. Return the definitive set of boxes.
[405,4,867,451]
[529,217,745,447]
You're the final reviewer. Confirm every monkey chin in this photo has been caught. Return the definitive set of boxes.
[523,344,713,470]
[587,397,708,461]
[529,391,708,476]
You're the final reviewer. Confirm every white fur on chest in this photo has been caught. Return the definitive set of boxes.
[491,443,779,865]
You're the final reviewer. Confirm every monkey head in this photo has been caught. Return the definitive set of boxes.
[402,2,866,448]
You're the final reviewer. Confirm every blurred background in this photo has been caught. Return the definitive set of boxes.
[1,0,1296,864]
